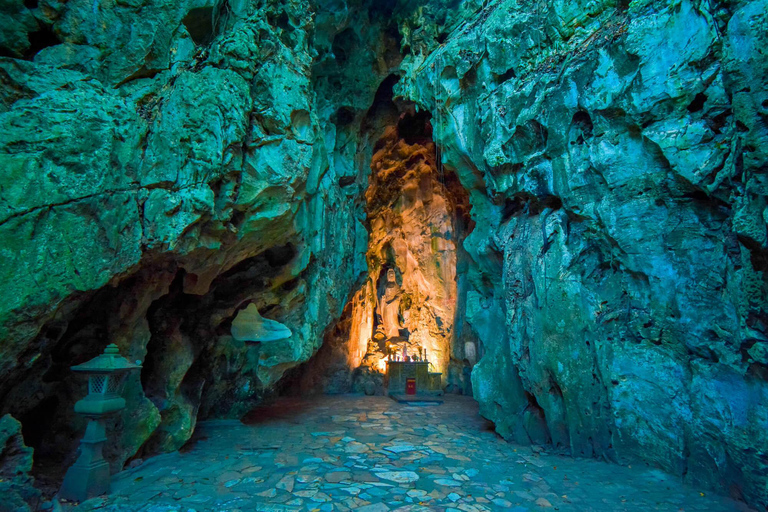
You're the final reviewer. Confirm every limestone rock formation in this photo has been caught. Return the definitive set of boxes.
[282,107,475,396]
[0,0,767,509]
[398,0,768,506]
[363,120,473,381]
[0,415,39,512]
[0,0,387,481]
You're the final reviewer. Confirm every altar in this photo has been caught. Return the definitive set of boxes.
[386,360,442,396]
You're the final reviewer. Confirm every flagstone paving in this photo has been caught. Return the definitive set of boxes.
[70,395,753,511]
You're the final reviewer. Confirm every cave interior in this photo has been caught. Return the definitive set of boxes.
[0,0,767,510]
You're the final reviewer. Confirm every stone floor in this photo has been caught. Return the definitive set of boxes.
[70,395,753,512]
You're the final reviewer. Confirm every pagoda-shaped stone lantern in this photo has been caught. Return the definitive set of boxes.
[60,344,141,502]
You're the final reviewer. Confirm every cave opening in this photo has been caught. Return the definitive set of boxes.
[280,75,476,401]
[0,244,305,497]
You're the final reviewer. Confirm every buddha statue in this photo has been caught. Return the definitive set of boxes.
[378,268,402,339]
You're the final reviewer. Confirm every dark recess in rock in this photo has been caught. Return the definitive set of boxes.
[738,235,768,273]
[264,243,296,267]
[268,10,295,47]
[494,67,516,83]
[365,74,400,134]
[570,110,593,144]
[501,195,526,221]
[333,106,356,126]
[183,7,215,46]
[141,272,189,399]
[332,28,358,64]
[396,110,433,145]
[18,396,59,458]
[687,92,708,112]
[506,119,548,157]
[23,25,60,60]
[460,65,477,89]
[368,0,398,19]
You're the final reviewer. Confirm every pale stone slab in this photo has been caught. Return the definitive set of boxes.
[375,471,419,484]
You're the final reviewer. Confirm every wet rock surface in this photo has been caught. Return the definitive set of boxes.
[67,396,751,512]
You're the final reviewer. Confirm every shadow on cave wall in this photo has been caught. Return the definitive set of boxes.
[0,243,301,491]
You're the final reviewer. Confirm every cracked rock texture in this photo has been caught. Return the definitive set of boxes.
[1,0,767,509]
[0,414,39,512]
[399,0,768,507]
[0,0,392,491]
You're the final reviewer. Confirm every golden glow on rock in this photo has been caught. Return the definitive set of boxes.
[347,282,375,370]
[346,118,470,383]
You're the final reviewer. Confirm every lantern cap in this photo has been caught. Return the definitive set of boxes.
[71,344,141,373]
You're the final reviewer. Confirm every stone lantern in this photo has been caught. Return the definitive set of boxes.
[60,344,141,502]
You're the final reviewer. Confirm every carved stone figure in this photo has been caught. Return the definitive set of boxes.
[378,268,402,339]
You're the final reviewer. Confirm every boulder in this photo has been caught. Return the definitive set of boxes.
[0,415,39,512]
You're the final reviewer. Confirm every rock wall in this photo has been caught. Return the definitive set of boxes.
[1,0,767,508]
[0,0,396,486]
[0,415,39,512]
[281,104,475,397]
[363,116,472,381]
[399,0,768,507]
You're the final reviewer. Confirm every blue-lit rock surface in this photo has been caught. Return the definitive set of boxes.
[0,0,766,509]
[0,414,39,512]
[0,0,383,480]
[398,0,768,507]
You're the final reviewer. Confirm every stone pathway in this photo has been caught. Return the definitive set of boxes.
[70,395,752,511]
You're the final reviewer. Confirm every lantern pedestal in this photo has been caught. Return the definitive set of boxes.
[60,419,110,501]
[59,344,140,503]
